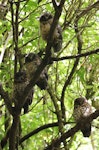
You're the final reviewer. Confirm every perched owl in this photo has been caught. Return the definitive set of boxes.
[25,53,48,90]
[14,71,34,114]
[73,97,92,137]
[39,12,62,52]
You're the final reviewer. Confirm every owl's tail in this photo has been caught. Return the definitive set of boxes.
[81,123,91,137]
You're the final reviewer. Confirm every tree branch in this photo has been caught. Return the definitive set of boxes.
[47,87,64,132]
[19,122,58,144]
[52,48,99,61]
[9,115,20,150]
[19,121,74,144]
[52,0,58,11]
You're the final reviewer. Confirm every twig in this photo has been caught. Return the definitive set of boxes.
[52,49,99,61]
[19,36,39,49]
[60,14,83,121]
[76,1,99,21]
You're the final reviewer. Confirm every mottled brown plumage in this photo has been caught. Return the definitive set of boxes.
[14,71,34,114]
[39,12,62,52]
[73,97,92,137]
[25,53,48,90]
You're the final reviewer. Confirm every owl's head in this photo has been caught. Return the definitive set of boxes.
[25,53,37,64]
[39,12,53,22]
[74,97,87,107]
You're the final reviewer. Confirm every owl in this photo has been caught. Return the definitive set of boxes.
[25,53,48,90]
[39,12,62,52]
[14,71,34,114]
[73,97,92,137]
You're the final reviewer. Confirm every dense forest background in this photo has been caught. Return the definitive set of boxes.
[0,0,99,149]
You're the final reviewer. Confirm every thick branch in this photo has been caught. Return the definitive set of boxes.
[9,115,20,150]
[52,0,57,10]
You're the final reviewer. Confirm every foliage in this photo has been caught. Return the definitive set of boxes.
[0,0,99,150]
